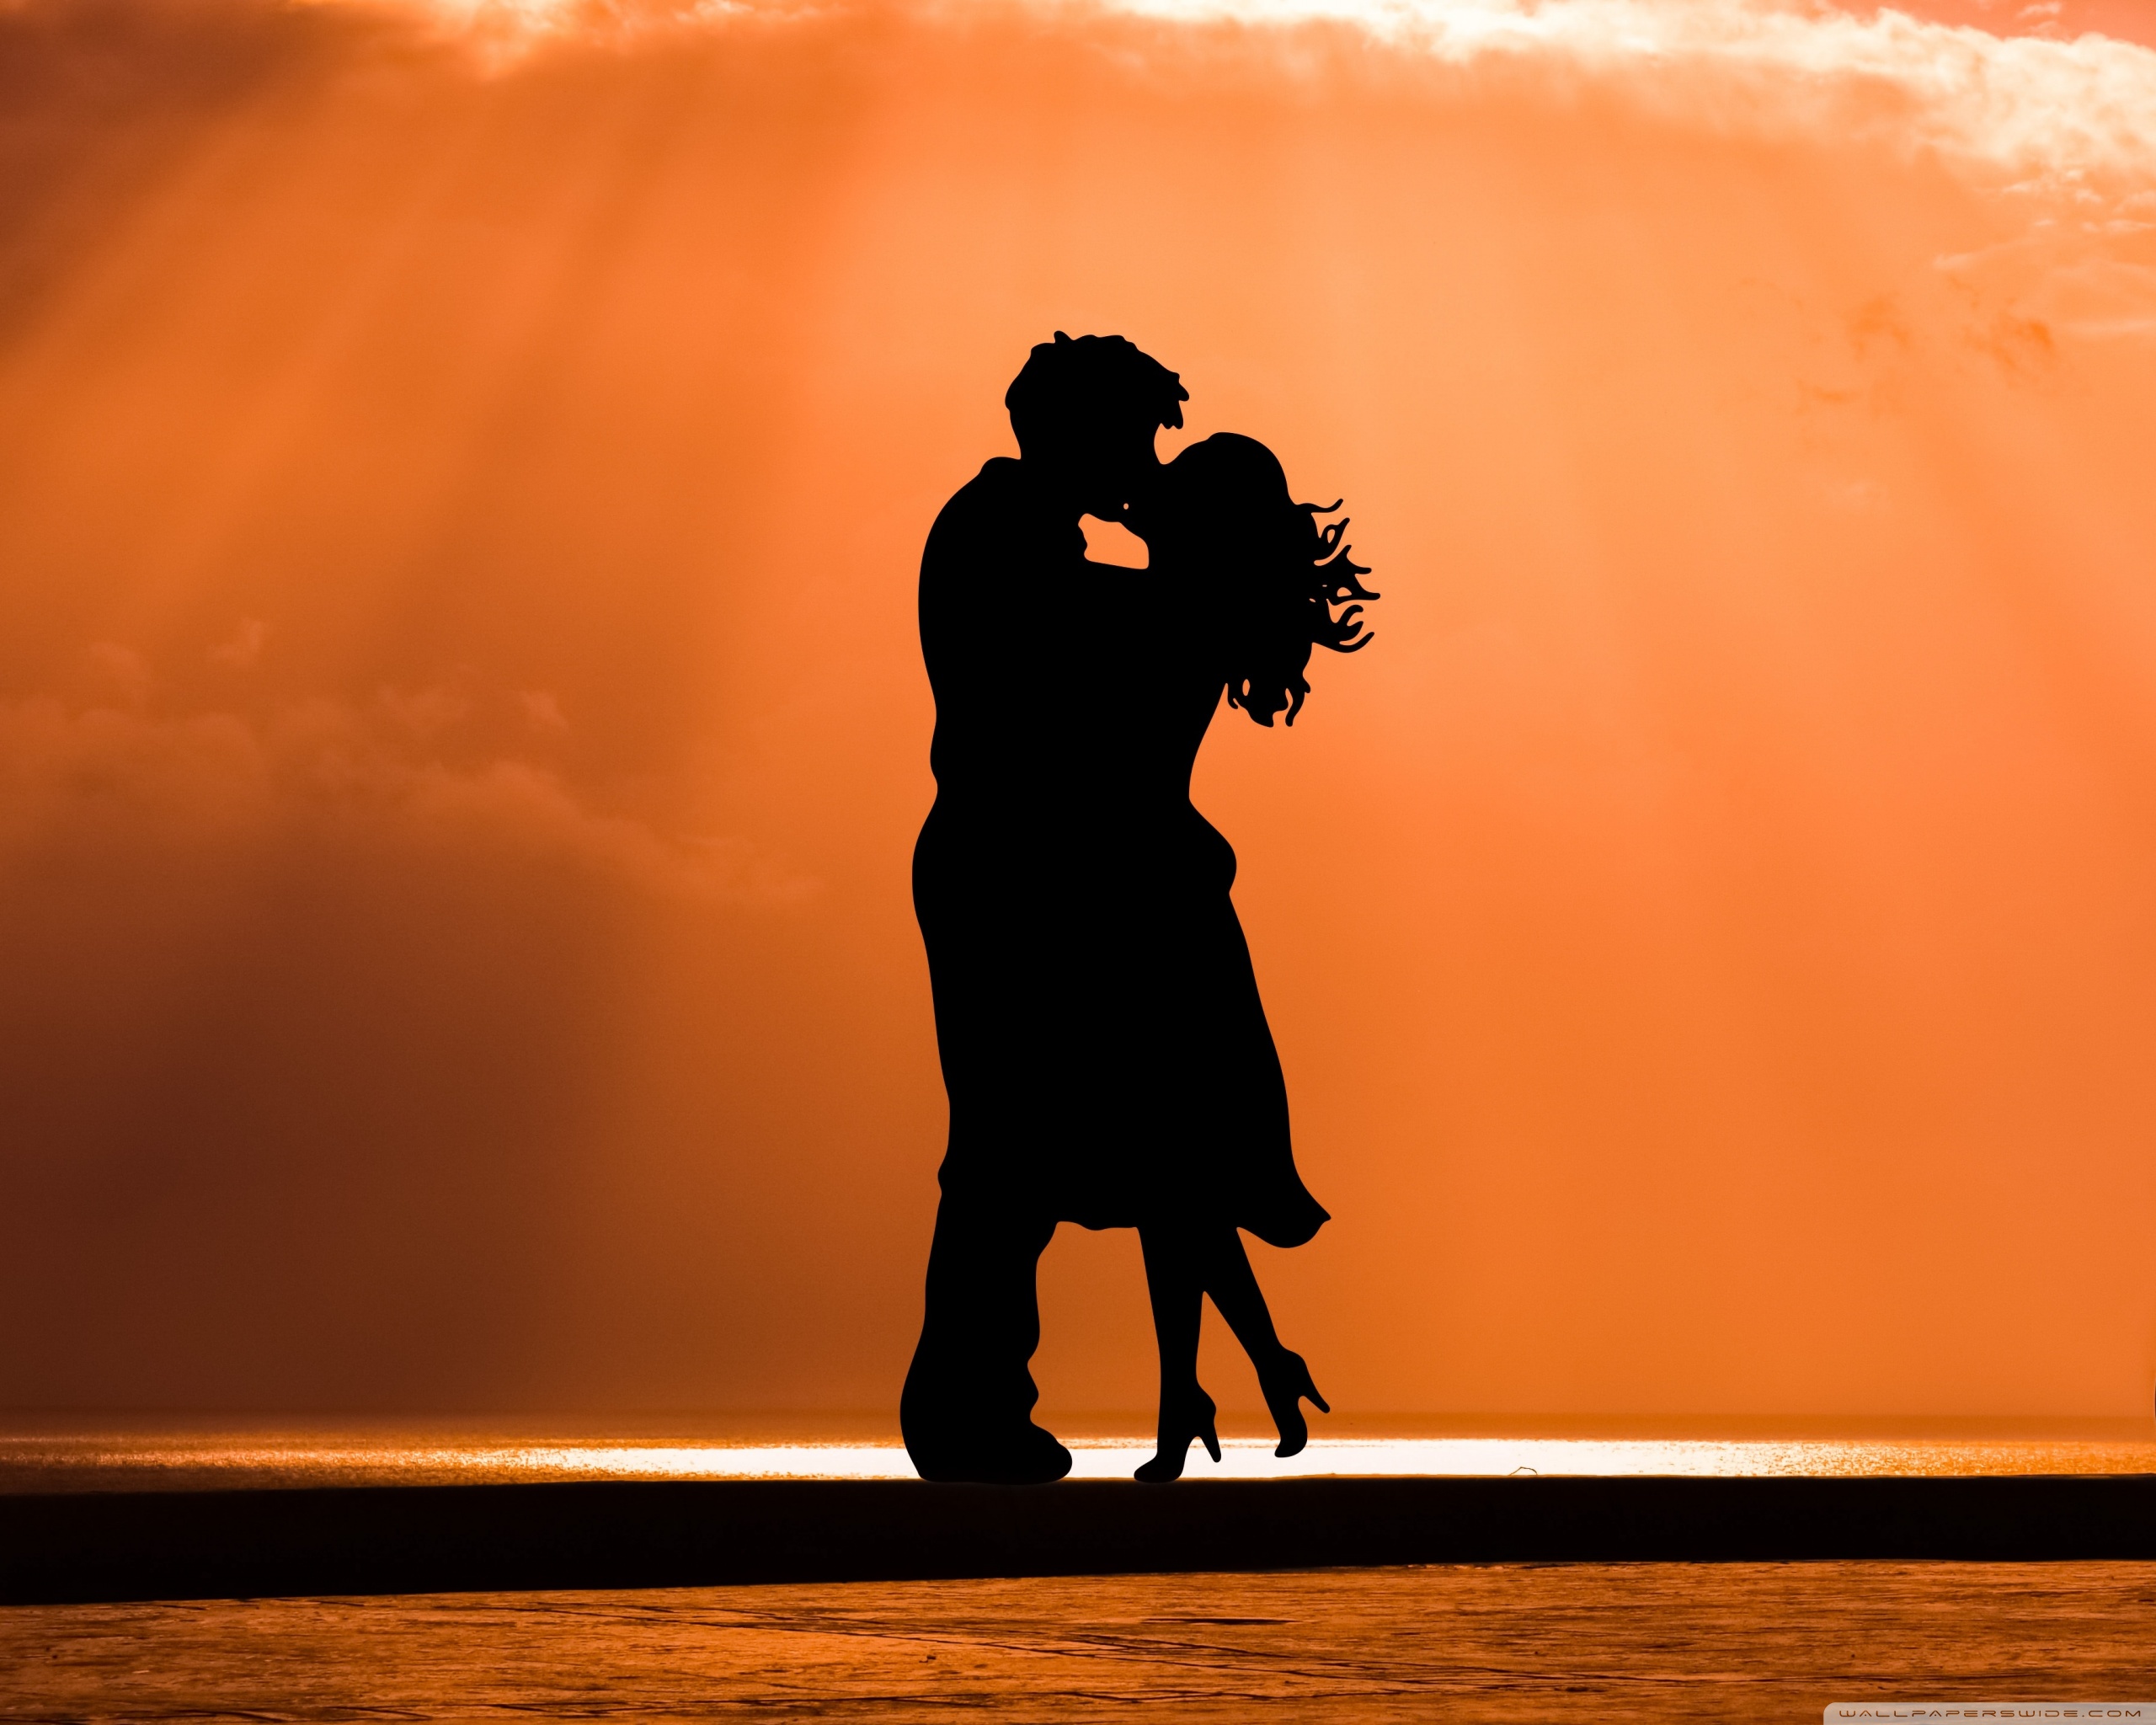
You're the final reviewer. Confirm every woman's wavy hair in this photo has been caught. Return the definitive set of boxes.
[1169,433,1378,728]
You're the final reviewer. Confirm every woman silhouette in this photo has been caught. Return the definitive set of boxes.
[1117,430,1378,1482]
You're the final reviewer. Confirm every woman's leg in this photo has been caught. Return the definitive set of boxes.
[1135,1224,1220,1482]
[1192,1227,1282,1368]
[1139,1226,1202,1401]
[1192,1226,1330,1459]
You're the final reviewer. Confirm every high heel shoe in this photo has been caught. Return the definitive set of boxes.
[1260,1349,1330,1460]
[1134,1386,1222,1484]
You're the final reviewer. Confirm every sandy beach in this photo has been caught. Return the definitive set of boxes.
[8,1562,2155,1723]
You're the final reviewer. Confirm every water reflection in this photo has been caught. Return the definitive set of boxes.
[4,1425,2151,1491]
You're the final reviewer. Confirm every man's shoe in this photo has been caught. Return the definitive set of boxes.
[910,1423,1071,1485]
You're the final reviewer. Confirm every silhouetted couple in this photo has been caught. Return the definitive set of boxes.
[900,333,1378,1486]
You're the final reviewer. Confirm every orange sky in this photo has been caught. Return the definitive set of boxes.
[3,0,2154,1420]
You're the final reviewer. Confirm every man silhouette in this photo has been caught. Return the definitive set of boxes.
[900,333,1190,1485]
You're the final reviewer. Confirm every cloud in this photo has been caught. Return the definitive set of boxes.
[0,685,813,905]
[1085,0,2156,183]
[338,0,2156,186]
[300,0,2156,337]
[48,0,2136,200]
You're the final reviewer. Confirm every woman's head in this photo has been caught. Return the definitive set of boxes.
[1165,433,1377,727]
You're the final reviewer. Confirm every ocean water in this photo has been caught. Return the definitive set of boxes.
[4,1416,2150,1492]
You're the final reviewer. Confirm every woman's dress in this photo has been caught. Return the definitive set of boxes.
[915,457,1328,1247]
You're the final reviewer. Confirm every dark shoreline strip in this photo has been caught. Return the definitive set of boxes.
[4,1476,2153,1605]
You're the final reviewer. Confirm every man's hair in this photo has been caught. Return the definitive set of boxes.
[1005,331,1187,456]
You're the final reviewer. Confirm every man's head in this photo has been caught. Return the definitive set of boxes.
[1005,332,1187,515]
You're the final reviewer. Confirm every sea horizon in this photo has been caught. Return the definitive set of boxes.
[6,1411,2150,1492]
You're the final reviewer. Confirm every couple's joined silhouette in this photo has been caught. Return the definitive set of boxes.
[900,333,1377,1486]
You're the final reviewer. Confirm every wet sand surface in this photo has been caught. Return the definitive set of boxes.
[5,1562,2153,1723]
